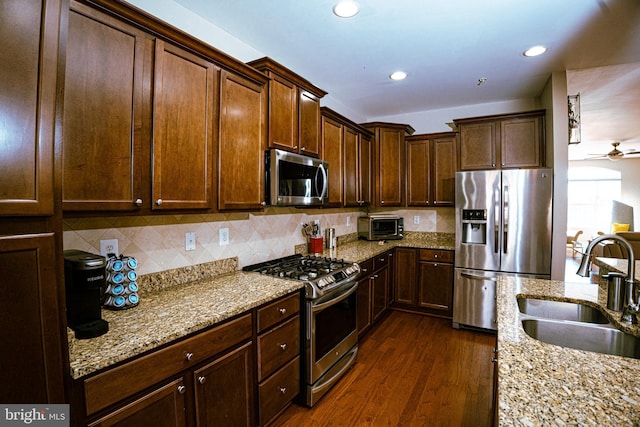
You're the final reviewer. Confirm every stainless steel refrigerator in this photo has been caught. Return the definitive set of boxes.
[453,169,553,331]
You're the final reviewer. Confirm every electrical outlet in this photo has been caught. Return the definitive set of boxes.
[219,228,229,246]
[414,215,420,225]
[185,232,196,251]
[100,239,118,257]
[346,216,351,226]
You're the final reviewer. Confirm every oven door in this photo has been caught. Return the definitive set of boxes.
[307,281,358,385]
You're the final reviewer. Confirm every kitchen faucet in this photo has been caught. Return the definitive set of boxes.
[577,233,639,324]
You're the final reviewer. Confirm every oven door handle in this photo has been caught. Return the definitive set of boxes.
[311,281,358,313]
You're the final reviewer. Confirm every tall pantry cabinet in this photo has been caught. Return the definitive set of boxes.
[0,0,68,403]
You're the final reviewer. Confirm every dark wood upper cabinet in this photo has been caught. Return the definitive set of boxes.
[455,110,545,170]
[361,122,415,207]
[152,40,217,210]
[248,57,326,157]
[218,69,267,211]
[406,132,457,207]
[321,114,344,207]
[62,3,149,211]
[0,0,61,216]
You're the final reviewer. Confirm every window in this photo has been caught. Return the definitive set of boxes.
[567,166,621,238]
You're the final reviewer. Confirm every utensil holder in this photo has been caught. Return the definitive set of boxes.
[309,237,324,254]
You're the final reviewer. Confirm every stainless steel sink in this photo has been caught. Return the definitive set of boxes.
[521,318,640,359]
[517,297,609,324]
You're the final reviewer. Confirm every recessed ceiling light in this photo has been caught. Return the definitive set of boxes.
[333,1,359,18]
[389,71,407,81]
[523,45,547,57]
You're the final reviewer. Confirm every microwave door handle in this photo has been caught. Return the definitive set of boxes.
[316,163,328,200]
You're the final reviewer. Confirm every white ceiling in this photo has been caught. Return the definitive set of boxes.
[170,0,640,160]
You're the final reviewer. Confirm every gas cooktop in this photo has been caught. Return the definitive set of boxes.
[243,254,361,299]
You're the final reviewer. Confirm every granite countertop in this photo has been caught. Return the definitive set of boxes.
[68,271,303,379]
[497,276,640,426]
[311,232,455,264]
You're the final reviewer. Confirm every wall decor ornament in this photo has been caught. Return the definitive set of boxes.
[568,93,581,144]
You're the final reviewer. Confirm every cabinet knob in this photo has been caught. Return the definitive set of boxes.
[434,263,438,267]
[156,199,163,206]
[134,198,143,207]
[491,357,498,363]
[279,308,287,315]
[294,145,298,150]
[185,352,194,361]
[279,343,287,351]
[362,268,368,273]
[279,387,287,394]
[177,385,186,394]
[301,146,306,151]
[380,200,385,205]
[434,254,439,259]
[198,376,206,384]
[261,201,266,206]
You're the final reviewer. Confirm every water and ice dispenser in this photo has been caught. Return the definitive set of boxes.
[461,209,487,244]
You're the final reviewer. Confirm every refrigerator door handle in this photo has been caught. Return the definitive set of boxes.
[461,272,498,282]
[503,184,509,254]
[494,185,500,254]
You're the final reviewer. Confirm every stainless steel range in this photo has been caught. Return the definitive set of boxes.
[244,254,360,406]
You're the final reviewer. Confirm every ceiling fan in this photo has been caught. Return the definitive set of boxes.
[588,141,640,161]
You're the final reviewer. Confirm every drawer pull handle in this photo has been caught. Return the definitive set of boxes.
[177,385,186,394]
[279,387,287,394]
[280,343,287,351]
[185,352,194,361]
[279,308,287,315]
[198,376,206,384]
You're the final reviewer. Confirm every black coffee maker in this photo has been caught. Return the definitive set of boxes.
[64,249,109,339]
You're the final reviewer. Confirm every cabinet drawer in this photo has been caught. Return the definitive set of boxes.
[257,292,300,333]
[358,258,374,276]
[259,356,300,426]
[419,249,453,263]
[84,313,251,416]
[257,315,300,381]
[374,252,390,270]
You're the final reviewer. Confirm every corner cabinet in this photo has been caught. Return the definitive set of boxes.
[406,132,457,207]
[248,57,326,157]
[454,110,545,170]
[0,0,67,405]
[218,69,268,211]
[361,122,415,207]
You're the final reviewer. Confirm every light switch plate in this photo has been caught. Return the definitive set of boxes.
[100,239,118,257]
[185,232,196,251]
[219,228,229,246]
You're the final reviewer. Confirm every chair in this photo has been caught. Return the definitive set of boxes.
[566,230,583,257]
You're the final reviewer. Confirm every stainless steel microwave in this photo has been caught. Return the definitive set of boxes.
[358,215,404,241]
[265,149,329,207]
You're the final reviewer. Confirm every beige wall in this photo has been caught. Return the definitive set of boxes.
[63,208,454,275]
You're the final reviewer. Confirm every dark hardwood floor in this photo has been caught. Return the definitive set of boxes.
[274,311,495,427]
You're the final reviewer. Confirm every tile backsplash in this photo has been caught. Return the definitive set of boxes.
[63,207,454,275]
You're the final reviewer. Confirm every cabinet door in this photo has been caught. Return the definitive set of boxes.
[88,378,187,427]
[393,248,418,306]
[359,133,373,206]
[152,40,217,210]
[377,128,405,206]
[418,261,454,317]
[458,122,496,170]
[321,115,344,206]
[299,90,321,156]
[406,138,431,206]
[432,136,457,206]
[193,342,254,427]
[218,70,267,210]
[267,73,297,152]
[0,0,60,215]
[356,275,372,338]
[62,4,149,212]
[343,126,359,206]
[500,116,542,168]
[0,233,65,403]
[372,266,389,322]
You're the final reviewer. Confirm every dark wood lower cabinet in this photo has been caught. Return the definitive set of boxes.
[392,248,454,318]
[357,252,392,338]
[194,342,253,426]
[88,378,187,427]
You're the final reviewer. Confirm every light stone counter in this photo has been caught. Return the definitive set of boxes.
[67,271,302,379]
[303,231,454,264]
[497,276,640,426]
